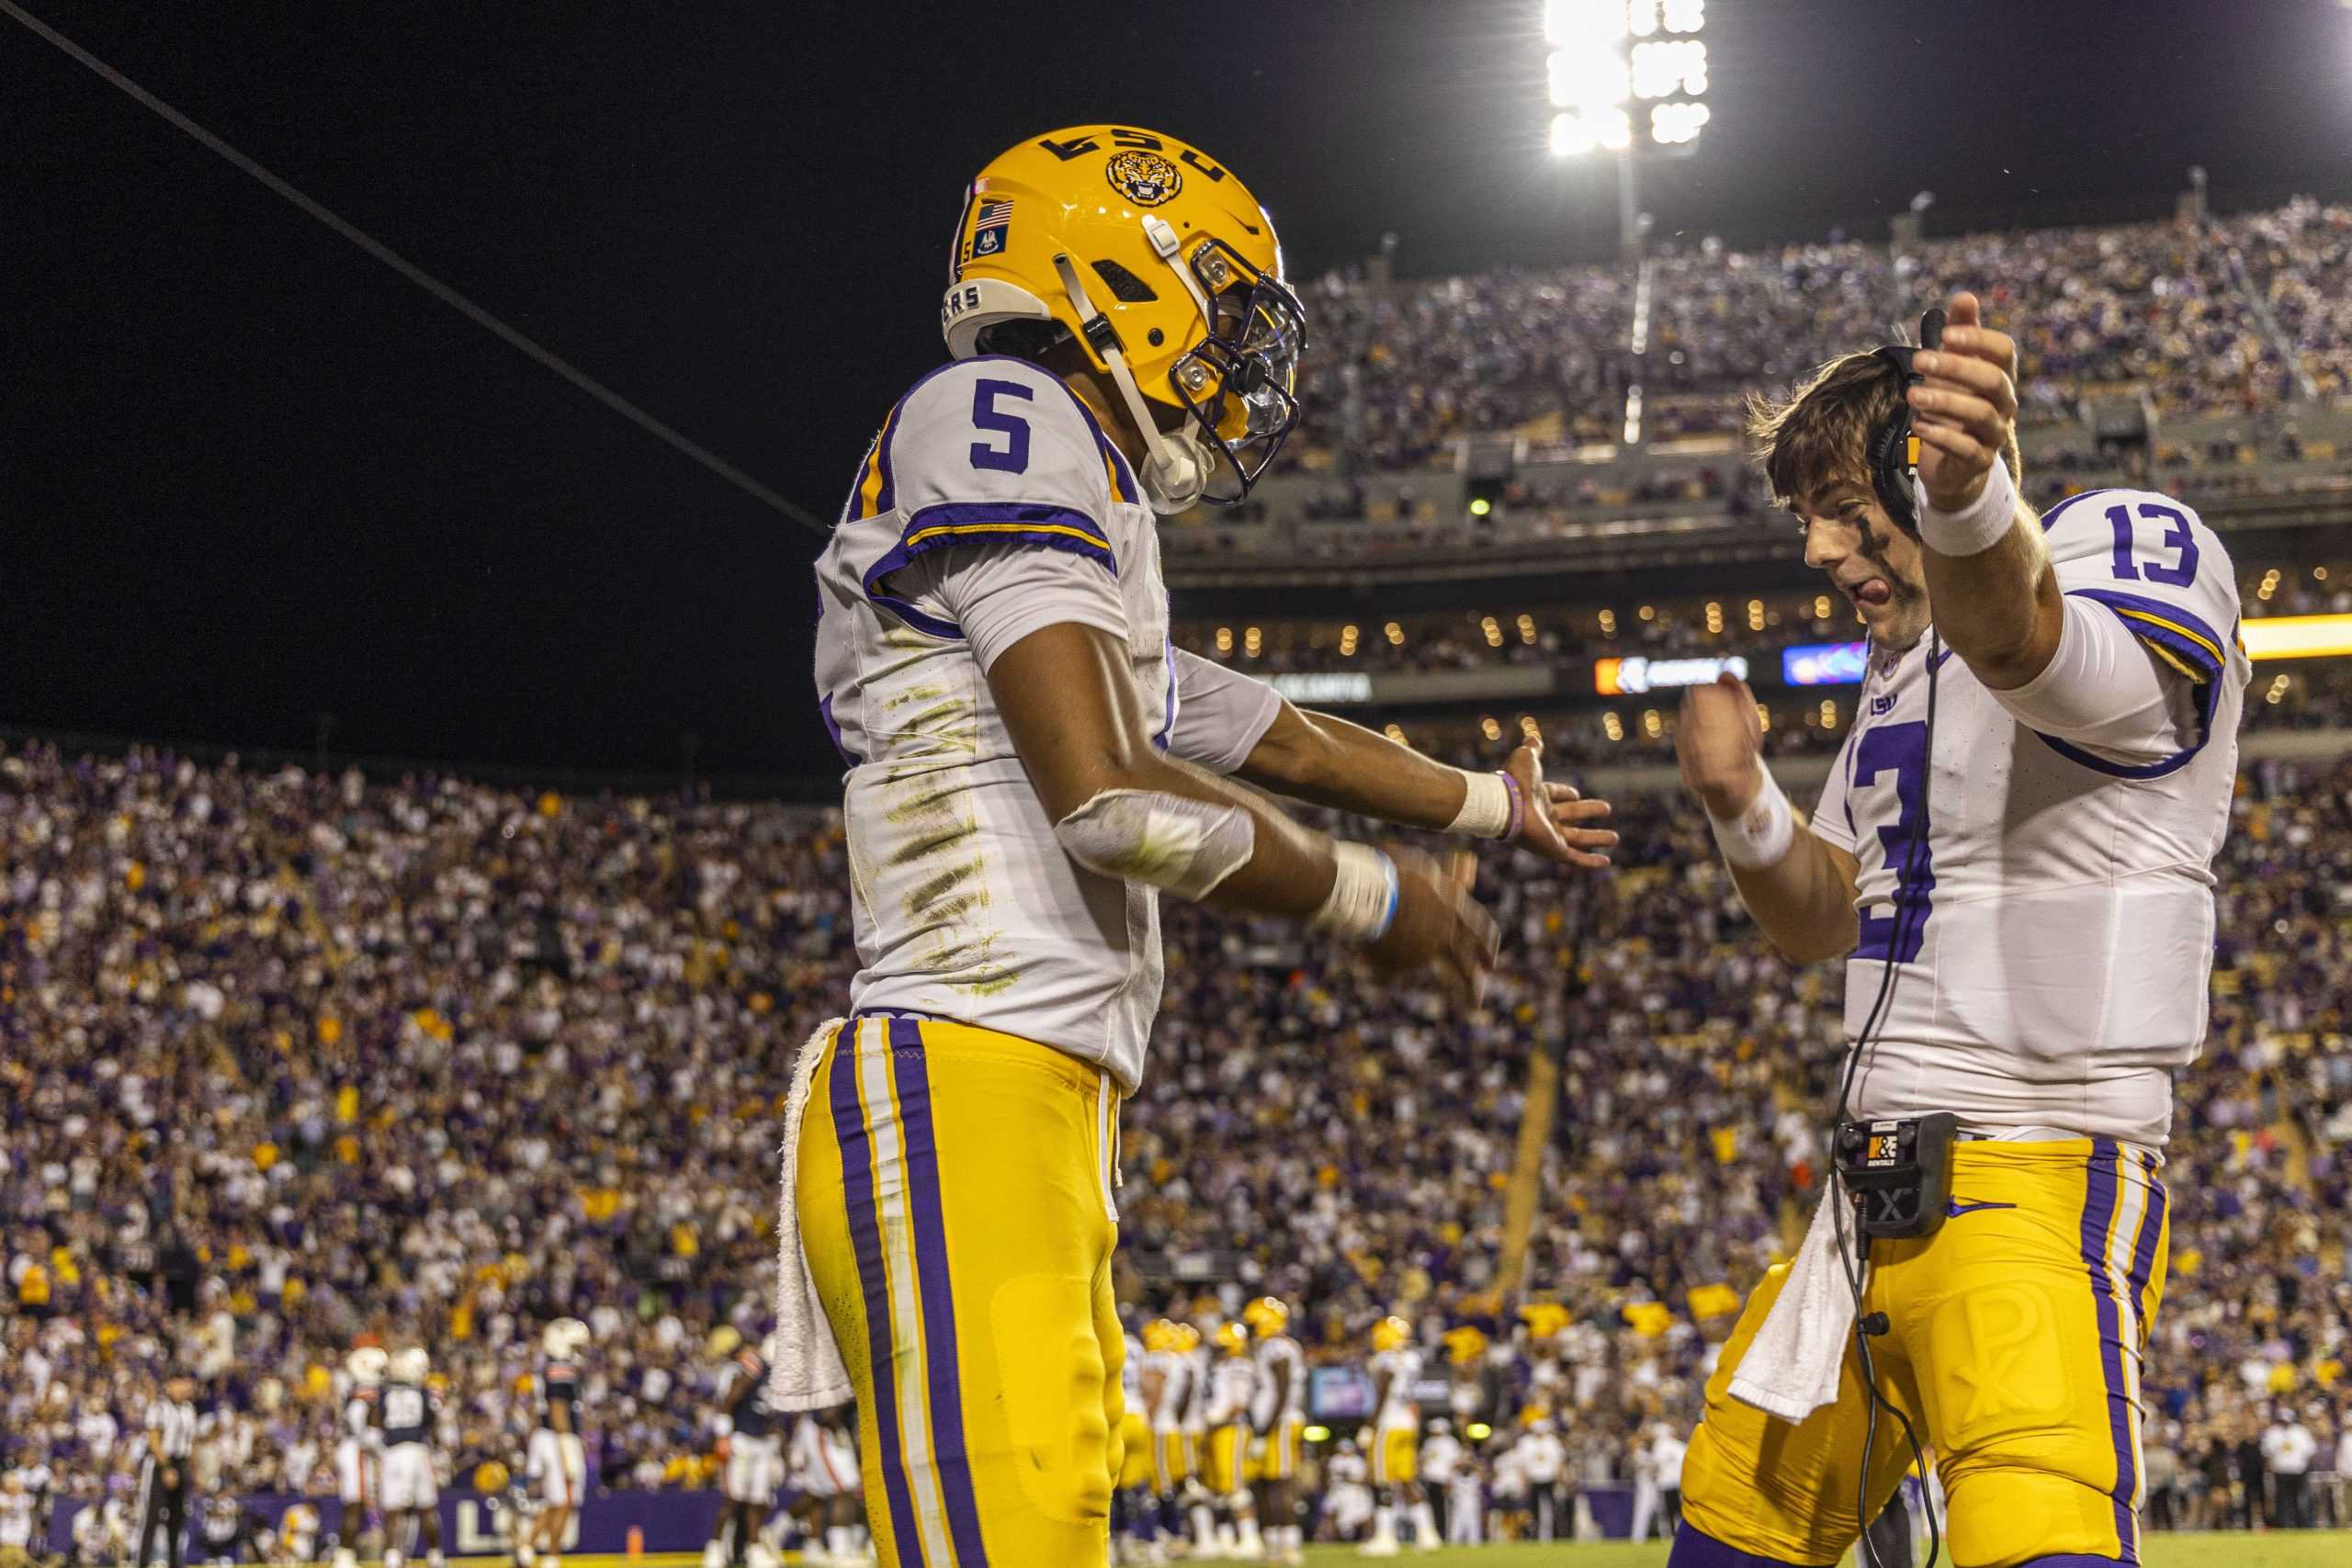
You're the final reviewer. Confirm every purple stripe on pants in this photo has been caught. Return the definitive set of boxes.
[888,1015,990,1565]
[2077,1138,2138,1565]
[828,1024,927,1565]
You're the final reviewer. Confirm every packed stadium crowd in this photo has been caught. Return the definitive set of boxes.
[2,719,2348,1549]
[1281,202,2352,469]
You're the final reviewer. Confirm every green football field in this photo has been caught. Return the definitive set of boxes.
[1281,1534,2352,1566]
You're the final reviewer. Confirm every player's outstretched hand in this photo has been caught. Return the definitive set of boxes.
[1676,671,1764,820]
[1368,847,1498,1006]
[1908,290,2019,515]
[1505,729,1617,869]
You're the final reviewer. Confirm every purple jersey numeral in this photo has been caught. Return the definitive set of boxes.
[2104,501,2199,587]
[968,378,1035,474]
[1852,719,1935,963]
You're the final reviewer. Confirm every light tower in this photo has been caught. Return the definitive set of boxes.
[1544,0,1710,258]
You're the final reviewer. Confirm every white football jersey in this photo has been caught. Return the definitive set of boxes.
[812,355,1279,1091]
[1812,488,2249,1148]
[1206,1357,1258,1427]
[1369,1347,1422,1430]
[1251,1334,1306,1428]
[1144,1349,1193,1431]
[1182,1349,1211,1435]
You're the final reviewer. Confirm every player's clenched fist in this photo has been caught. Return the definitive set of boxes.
[1367,848,1498,1006]
[1676,671,1766,820]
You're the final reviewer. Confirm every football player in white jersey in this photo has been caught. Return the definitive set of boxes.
[786,1409,866,1568]
[1361,1316,1437,1554]
[521,1319,590,1568]
[1241,1298,1306,1564]
[1201,1325,1264,1559]
[329,1348,385,1568]
[790,124,1614,1568]
[1669,294,2249,1568]
[705,1331,784,1568]
[375,1348,444,1568]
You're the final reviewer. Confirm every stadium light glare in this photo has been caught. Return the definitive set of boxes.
[1631,38,1708,98]
[1663,0,1705,32]
[1548,48,1631,108]
[1544,0,1626,48]
[1651,101,1711,144]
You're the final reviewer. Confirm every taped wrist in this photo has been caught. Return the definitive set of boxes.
[1054,788,1255,900]
[1917,453,2018,558]
[1706,768,1796,870]
[1444,769,1521,840]
[1308,842,1400,942]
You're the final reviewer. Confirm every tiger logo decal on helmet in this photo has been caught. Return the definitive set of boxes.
[942,125,1306,513]
[1105,149,1183,206]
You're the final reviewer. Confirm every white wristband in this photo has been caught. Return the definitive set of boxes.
[1309,842,1401,942]
[1706,768,1796,870]
[1917,454,2018,558]
[1444,769,1514,839]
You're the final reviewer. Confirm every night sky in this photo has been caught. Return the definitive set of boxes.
[7,0,2350,780]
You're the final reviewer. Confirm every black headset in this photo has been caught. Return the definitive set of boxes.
[1865,306,1947,536]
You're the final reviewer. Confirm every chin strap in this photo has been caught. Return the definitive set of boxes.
[1051,251,1206,513]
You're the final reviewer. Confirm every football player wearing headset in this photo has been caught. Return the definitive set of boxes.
[1668,293,2248,1567]
[792,125,1616,1566]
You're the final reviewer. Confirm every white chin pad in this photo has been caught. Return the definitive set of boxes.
[1054,787,1253,900]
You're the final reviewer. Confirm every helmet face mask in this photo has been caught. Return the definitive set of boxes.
[1166,240,1306,505]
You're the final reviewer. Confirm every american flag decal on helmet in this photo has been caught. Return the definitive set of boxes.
[971,198,1013,260]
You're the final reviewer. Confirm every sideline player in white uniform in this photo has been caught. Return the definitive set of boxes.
[704,1332,783,1568]
[1670,293,2249,1567]
[330,1349,385,1568]
[1140,1320,1196,1537]
[1361,1316,1437,1554]
[520,1320,589,1568]
[375,1348,444,1568]
[789,123,1614,1568]
[1201,1325,1263,1559]
[1242,1299,1306,1565]
[786,1409,865,1567]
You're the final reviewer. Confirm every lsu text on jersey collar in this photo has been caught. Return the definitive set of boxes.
[941,125,1305,514]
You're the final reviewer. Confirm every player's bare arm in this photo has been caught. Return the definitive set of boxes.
[989,620,1500,1002]
[1905,290,2064,690]
[1238,702,1617,868]
[1675,671,1859,964]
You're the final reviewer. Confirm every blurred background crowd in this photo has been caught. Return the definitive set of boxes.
[1281,200,2352,468]
[2,728,2346,1532]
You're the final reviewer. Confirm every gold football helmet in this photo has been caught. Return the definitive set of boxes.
[942,125,1306,513]
[1242,1295,1290,1339]
[1372,1314,1411,1353]
[1213,1321,1251,1356]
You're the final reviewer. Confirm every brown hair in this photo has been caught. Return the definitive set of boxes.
[1746,349,2022,513]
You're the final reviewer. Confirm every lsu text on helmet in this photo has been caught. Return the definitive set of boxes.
[941,125,1305,513]
[1242,1295,1290,1339]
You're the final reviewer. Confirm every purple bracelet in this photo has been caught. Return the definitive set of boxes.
[1497,770,1525,842]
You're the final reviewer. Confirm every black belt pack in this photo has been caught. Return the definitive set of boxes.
[1836,1112,1958,1238]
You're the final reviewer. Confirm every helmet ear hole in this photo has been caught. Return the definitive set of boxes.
[1148,328,1165,347]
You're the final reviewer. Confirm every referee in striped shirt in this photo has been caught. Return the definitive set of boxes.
[135,1372,198,1568]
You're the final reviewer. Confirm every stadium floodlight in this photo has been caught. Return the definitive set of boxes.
[1631,38,1708,98]
[1548,47,1631,109]
[1544,0,1627,48]
[1544,1,1708,160]
[1550,105,1633,152]
[1651,100,1710,145]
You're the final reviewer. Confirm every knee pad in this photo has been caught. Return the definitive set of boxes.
[992,1273,1114,1525]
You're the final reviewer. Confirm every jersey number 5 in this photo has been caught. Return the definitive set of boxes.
[1852,720,1936,964]
[969,378,1034,474]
